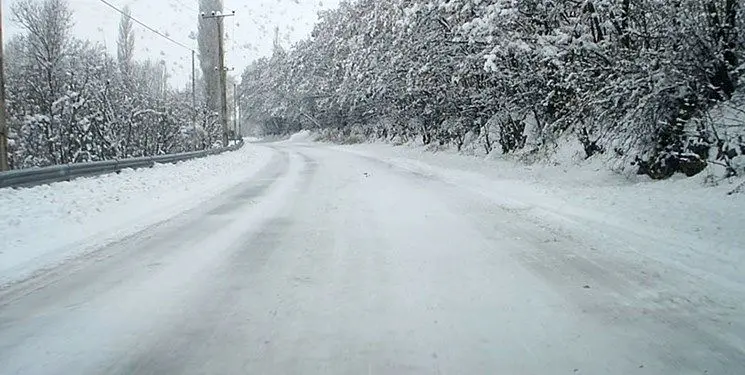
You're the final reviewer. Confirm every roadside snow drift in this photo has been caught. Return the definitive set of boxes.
[287,130,315,143]
[335,143,745,289]
[0,144,274,285]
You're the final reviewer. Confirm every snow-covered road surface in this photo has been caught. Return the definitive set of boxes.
[1,142,743,374]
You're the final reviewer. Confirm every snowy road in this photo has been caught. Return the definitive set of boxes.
[1,143,743,374]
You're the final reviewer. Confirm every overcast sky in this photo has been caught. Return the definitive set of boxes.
[3,0,340,88]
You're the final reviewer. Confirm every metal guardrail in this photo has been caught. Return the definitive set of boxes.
[0,140,244,189]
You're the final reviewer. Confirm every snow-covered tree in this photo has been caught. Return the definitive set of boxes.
[117,5,135,81]
[238,0,744,178]
[10,0,74,165]
[5,0,223,169]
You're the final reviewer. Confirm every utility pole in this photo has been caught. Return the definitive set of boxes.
[233,83,239,139]
[0,0,9,171]
[191,49,197,127]
[191,50,196,110]
[202,10,234,147]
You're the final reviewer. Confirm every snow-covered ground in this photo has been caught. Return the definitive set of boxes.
[3,135,742,290]
[336,141,745,284]
[0,138,744,373]
[0,143,275,285]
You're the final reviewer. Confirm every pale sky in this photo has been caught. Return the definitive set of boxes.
[3,0,341,88]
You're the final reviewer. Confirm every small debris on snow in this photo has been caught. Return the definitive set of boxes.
[728,181,745,195]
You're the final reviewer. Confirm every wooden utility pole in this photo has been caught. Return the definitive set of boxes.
[0,0,9,171]
[202,10,234,147]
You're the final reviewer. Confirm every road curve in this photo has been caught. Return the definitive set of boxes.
[0,143,742,374]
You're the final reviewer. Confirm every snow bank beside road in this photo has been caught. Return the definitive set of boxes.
[0,144,275,285]
[287,130,315,143]
[336,143,745,289]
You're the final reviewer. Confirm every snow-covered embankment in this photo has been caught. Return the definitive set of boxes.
[0,143,275,284]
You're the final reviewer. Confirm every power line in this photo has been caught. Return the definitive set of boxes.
[98,0,200,112]
[97,0,195,53]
